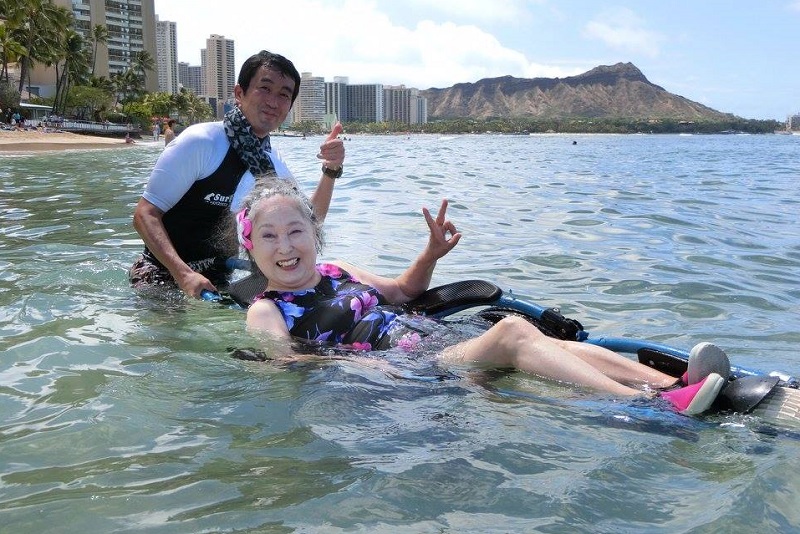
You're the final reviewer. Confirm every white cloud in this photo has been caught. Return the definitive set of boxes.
[154,0,584,89]
[404,0,536,24]
[328,19,579,87]
[583,8,664,58]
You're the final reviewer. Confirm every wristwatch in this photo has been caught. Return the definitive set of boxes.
[322,164,343,179]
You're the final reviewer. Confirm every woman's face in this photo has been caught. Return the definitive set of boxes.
[249,195,320,291]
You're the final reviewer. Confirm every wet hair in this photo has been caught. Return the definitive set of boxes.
[237,50,301,103]
[240,177,325,255]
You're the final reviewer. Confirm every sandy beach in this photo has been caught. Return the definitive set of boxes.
[0,129,134,153]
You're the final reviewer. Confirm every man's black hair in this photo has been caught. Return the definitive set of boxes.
[237,50,301,103]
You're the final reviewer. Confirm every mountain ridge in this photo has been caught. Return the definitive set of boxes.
[420,62,734,121]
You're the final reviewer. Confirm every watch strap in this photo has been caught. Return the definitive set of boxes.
[322,165,343,179]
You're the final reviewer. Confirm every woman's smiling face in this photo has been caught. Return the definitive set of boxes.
[250,195,320,291]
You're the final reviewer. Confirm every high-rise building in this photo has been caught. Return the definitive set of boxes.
[413,91,428,124]
[347,84,384,123]
[384,85,428,125]
[294,72,326,124]
[788,113,800,131]
[178,62,203,95]
[203,34,235,117]
[27,0,157,97]
[178,62,190,92]
[384,85,410,123]
[155,16,178,94]
[326,77,349,122]
[55,0,156,91]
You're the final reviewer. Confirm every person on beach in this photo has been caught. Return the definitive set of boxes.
[235,180,730,416]
[129,50,345,298]
[163,119,176,146]
[151,122,160,141]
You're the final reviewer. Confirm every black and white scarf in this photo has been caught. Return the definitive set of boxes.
[223,106,276,177]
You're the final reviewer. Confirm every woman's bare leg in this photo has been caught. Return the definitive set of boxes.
[550,339,679,389]
[439,316,643,396]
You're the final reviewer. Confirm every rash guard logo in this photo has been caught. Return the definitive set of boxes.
[203,192,232,207]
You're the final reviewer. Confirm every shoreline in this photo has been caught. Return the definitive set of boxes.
[0,129,136,153]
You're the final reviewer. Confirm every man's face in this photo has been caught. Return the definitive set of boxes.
[234,66,295,137]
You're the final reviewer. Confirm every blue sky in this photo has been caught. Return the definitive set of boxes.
[153,0,800,120]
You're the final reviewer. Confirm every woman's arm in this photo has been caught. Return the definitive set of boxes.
[246,299,293,339]
[333,199,461,304]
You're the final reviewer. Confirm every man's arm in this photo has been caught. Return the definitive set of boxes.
[132,197,217,298]
[133,123,225,298]
[311,122,345,221]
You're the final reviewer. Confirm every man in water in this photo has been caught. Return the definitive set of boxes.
[163,119,176,146]
[129,50,345,298]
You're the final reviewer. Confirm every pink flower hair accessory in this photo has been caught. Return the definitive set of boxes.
[236,208,253,250]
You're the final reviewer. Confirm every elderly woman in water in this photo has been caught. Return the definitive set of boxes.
[233,179,729,416]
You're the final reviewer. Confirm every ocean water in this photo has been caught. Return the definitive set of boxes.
[1,133,799,533]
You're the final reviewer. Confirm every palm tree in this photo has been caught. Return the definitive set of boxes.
[131,50,155,88]
[52,29,90,115]
[90,24,108,77]
[89,75,115,95]
[182,90,213,124]
[0,24,27,83]
[143,91,174,117]
[112,68,142,113]
[5,0,71,94]
[173,87,189,121]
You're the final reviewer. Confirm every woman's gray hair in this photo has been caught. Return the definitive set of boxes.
[241,176,325,253]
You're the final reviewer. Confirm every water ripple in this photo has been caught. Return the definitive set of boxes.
[2,135,800,531]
